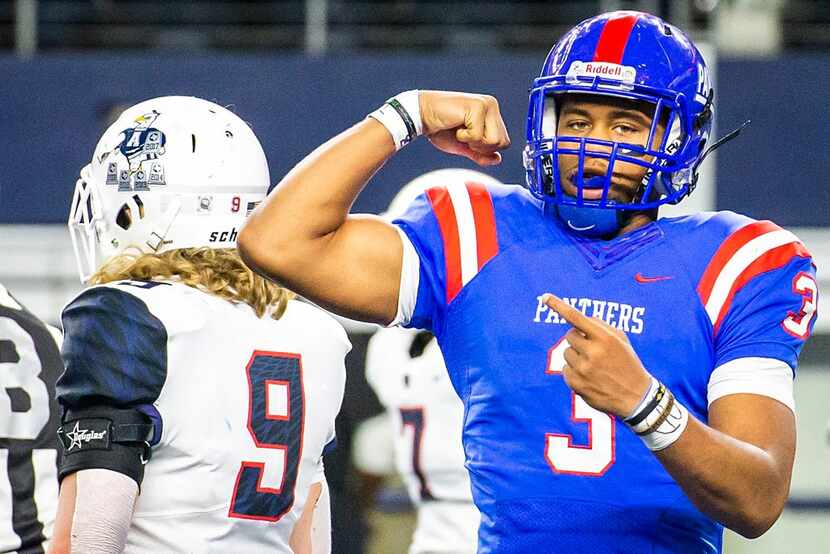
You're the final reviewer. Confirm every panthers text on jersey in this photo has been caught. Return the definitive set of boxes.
[56,281,349,552]
[0,283,62,554]
[366,327,479,554]
[392,181,817,554]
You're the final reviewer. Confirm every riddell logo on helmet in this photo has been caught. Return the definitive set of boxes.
[567,61,636,84]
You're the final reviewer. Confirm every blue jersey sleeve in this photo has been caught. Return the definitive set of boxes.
[393,192,449,333]
[714,255,817,371]
[57,286,168,444]
[393,180,503,333]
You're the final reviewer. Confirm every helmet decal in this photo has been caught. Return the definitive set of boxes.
[566,61,637,85]
[119,112,166,168]
[103,110,169,192]
[591,13,638,63]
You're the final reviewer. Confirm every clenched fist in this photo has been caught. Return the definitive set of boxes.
[419,91,511,166]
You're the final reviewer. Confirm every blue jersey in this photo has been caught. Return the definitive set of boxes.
[394,181,817,553]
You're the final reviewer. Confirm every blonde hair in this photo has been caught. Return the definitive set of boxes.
[89,247,294,320]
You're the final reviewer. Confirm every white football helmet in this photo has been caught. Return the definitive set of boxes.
[69,96,270,282]
[384,168,503,220]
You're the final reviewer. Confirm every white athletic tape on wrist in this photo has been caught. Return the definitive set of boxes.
[625,380,689,452]
[368,90,422,150]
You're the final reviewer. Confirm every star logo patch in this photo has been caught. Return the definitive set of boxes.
[61,419,109,452]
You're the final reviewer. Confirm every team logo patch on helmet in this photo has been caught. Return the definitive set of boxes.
[118,110,167,171]
[106,111,168,190]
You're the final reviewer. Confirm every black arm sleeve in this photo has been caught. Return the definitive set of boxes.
[57,405,154,486]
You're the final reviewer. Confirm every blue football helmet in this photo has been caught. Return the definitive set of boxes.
[524,11,714,236]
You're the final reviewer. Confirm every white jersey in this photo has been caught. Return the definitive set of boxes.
[365,327,478,554]
[57,281,348,553]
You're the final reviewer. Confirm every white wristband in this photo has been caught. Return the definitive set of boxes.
[625,380,690,452]
[637,393,689,451]
[368,90,423,150]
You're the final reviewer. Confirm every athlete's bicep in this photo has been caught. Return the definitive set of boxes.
[266,215,403,325]
[708,393,795,475]
[320,215,404,323]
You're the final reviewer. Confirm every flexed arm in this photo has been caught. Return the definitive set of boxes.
[238,91,510,324]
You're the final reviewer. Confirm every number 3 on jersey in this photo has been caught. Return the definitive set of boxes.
[229,351,305,521]
[782,272,818,339]
[544,338,615,476]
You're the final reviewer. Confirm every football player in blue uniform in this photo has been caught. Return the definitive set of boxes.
[239,11,817,553]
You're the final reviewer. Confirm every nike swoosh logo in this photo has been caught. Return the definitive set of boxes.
[634,273,674,283]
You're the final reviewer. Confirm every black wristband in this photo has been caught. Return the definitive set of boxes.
[625,382,666,427]
[386,98,417,144]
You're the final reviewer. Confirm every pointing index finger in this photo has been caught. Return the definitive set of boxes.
[542,293,599,337]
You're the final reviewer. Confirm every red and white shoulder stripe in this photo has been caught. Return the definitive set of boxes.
[426,181,499,304]
[697,220,811,334]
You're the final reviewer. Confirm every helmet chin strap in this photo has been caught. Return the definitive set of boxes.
[552,203,626,238]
